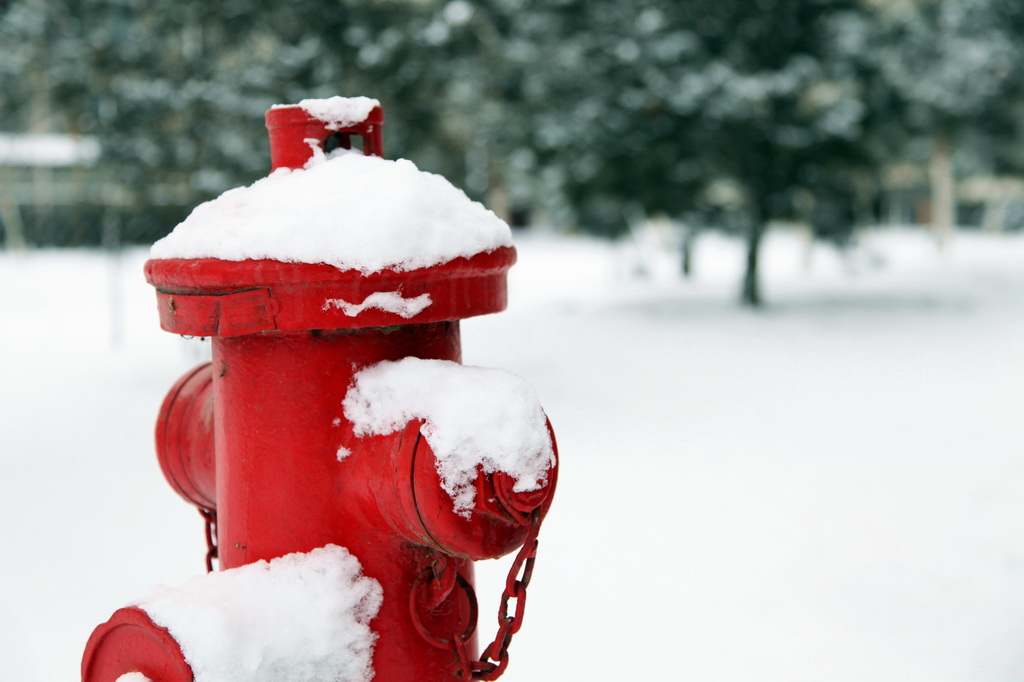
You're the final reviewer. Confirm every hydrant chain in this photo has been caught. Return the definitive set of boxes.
[466,509,543,680]
[199,507,218,573]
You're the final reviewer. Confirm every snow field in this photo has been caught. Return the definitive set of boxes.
[467,228,1024,682]
[0,227,1022,681]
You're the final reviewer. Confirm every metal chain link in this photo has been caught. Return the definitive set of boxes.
[195,486,542,674]
[407,509,544,680]
[460,508,543,681]
[199,507,218,573]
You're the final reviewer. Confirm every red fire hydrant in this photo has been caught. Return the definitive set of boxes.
[82,98,557,682]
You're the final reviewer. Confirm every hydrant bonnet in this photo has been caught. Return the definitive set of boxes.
[147,97,516,336]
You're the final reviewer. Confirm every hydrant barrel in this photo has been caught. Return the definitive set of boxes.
[209,322,468,568]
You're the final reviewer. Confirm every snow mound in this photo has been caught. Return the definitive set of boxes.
[135,545,382,682]
[342,358,555,514]
[149,148,512,274]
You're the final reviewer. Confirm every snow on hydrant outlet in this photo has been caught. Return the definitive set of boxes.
[343,357,556,516]
[82,97,558,682]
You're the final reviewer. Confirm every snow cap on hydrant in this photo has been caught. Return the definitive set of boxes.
[83,97,557,682]
[146,95,517,335]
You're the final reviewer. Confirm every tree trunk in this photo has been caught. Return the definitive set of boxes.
[741,218,765,307]
[681,227,694,278]
[928,129,955,249]
[984,198,1008,234]
[0,168,26,250]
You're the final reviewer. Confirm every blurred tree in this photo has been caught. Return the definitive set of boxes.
[862,0,1024,246]
[509,0,874,305]
[3,0,1024,308]
[0,0,463,242]
[0,0,84,133]
[72,0,435,241]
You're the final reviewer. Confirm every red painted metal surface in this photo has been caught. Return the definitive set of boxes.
[83,100,556,682]
[144,247,516,337]
[265,102,384,169]
[82,607,193,682]
[156,363,215,510]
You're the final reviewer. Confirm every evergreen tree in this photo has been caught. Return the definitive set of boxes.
[4,0,1024,308]
[864,0,1024,244]
[505,0,873,304]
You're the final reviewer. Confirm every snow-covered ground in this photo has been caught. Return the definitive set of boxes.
[2,227,1023,681]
